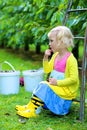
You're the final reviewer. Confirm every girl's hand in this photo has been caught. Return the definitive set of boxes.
[48,78,57,86]
[45,49,52,57]
[43,49,52,60]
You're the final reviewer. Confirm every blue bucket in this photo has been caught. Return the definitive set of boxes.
[23,68,44,92]
[0,61,20,95]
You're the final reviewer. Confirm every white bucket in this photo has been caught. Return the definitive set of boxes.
[23,68,44,92]
[0,61,20,95]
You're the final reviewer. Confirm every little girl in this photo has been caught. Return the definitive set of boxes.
[16,26,79,118]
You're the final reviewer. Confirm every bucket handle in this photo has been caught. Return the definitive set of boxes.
[1,61,16,71]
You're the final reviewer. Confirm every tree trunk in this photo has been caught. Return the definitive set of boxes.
[0,40,5,48]
[24,42,29,51]
[36,44,41,54]
[72,41,79,61]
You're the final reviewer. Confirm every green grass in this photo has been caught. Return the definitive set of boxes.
[0,48,87,130]
[0,48,43,71]
[1,87,86,130]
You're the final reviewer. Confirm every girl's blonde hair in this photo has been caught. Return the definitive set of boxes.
[48,26,74,48]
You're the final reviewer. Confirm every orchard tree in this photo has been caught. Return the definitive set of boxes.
[0,0,87,55]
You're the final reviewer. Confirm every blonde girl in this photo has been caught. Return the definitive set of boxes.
[16,26,79,118]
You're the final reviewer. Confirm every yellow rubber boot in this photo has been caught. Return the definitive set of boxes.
[17,109,37,118]
[16,102,31,111]
[16,96,43,111]
[17,96,44,118]
[17,101,37,118]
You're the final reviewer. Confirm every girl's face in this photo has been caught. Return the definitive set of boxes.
[48,32,61,52]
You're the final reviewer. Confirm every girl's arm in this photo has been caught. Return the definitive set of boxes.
[43,52,58,74]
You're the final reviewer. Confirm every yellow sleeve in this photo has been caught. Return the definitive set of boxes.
[43,52,58,74]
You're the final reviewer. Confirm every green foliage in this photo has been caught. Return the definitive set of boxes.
[66,0,87,36]
[0,0,66,49]
[0,0,87,50]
